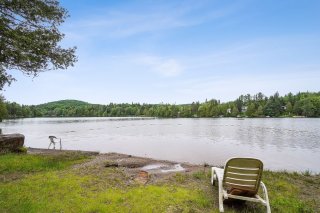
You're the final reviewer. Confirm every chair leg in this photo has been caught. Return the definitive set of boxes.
[260,182,271,213]
[211,168,216,185]
[211,167,219,185]
[218,177,224,212]
[211,167,224,212]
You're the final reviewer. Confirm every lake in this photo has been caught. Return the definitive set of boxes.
[1,117,319,172]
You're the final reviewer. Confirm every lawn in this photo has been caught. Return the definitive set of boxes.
[0,153,319,212]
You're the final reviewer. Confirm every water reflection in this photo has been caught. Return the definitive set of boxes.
[1,117,319,172]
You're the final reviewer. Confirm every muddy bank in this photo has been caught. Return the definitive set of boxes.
[27,147,209,184]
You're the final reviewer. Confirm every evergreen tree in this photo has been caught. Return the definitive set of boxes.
[246,103,256,117]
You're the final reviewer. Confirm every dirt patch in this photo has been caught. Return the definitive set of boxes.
[134,171,149,185]
[73,152,204,184]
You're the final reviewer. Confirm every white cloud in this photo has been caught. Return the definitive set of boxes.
[155,59,183,77]
[63,1,242,40]
[136,55,183,77]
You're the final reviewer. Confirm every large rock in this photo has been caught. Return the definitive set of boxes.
[0,134,25,153]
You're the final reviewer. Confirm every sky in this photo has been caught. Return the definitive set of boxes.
[4,0,320,105]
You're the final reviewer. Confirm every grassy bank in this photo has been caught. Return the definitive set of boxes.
[0,153,319,212]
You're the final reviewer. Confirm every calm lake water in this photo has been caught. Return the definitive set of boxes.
[1,117,319,172]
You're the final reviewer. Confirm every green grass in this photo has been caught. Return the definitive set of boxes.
[0,153,319,212]
[172,170,319,212]
[0,169,213,212]
[0,152,88,174]
[261,170,319,213]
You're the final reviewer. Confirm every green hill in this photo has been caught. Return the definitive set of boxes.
[36,100,90,109]
[29,99,95,117]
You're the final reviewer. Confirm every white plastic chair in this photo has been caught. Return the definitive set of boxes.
[211,158,271,213]
[48,136,62,150]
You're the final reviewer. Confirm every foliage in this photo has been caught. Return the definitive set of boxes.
[14,146,27,153]
[0,94,7,120]
[3,91,320,119]
[0,0,77,90]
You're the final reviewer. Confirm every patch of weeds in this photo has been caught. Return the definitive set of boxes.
[14,146,28,153]
[173,173,187,184]
[192,171,208,180]
[271,196,314,213]
[262,170,318,212]
[203,162,210,167]
[302,170,312,176]
[292,171,300,176]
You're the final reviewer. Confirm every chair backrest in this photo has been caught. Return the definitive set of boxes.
[223,158,263,195]
[48,136,57,143]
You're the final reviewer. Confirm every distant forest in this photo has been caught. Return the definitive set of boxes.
[1,92,320,119]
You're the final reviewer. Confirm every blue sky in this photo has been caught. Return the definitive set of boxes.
[4,0,320,105]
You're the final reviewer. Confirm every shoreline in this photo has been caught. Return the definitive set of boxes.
[27,147,204,172]
[3,116,317,121]
[27,147,207,185]
[27,147,319,175]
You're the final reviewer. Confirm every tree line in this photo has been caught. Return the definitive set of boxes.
[1,92,320,120]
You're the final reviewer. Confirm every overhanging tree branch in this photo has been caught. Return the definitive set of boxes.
[0,0,77,90]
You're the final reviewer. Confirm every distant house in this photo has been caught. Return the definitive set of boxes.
[241,106,248,113]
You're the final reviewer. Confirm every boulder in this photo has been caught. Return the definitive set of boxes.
[0,134,25,153]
